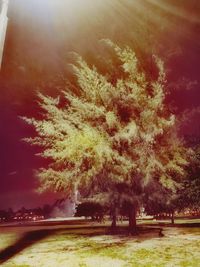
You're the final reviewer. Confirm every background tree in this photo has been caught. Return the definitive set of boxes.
[75,201,105,221]
[144,180,178,224]
[177,144,200,212]
[22,41,188,233]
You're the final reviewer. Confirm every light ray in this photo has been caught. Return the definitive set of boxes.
[146,0,200,24]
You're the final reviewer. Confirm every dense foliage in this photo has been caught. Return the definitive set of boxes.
[22,41,188,230]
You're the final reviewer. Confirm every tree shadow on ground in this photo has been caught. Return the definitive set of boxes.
[59,226,165,258]
[0,225,165,264]
[72,225,164,237]
[0,224,108,263]
[0,229,56,264]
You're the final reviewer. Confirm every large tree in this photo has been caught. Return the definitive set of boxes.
[22,41,188,232]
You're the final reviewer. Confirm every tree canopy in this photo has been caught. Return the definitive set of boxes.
[22,41,188,230]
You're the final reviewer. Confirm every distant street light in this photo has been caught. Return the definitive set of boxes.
[0,0,9,69]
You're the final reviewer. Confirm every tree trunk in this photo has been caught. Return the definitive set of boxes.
[128,206,137,234]
[111,213,117,229]
[171,211,174,224]
[111,206,117,230]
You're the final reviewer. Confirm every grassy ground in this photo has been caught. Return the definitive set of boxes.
[0,221,199,267]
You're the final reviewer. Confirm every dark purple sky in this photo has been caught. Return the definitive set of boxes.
[0,0,200,210]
